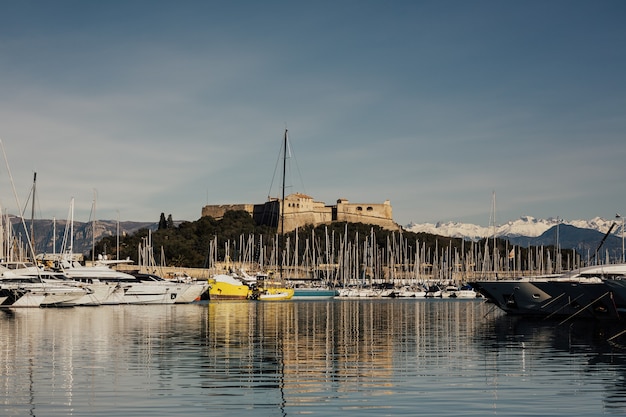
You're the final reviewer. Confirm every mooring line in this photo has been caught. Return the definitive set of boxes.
[608,328,626,343]
[544,294,584,320]
[540,292,566,309]
[559,292,610,325]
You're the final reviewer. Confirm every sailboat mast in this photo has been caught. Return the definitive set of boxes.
[281,129,287,236]
[92,191,96,262]
[30,172,36,254]
[69,197,75,256]
[280,129,287,280]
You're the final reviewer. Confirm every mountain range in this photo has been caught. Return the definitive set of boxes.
[9,218,156,257]
[405,216,625,261]
[9,215,626,262]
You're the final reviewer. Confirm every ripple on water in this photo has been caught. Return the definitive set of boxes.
[2,300,626,416]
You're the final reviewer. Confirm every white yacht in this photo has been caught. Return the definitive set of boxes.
[41,269,119,306]
[130,272,209,304]
[440,285,459,298]
[0,262,90,307]
[394,285,427,298]
[58,260,179,304]
[455,285,480,299]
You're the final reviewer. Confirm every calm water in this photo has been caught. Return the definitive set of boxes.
[2,299,626,416]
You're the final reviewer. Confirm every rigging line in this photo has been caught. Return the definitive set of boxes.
[266,136,283,200]
[87,188,97,224]
[266,129,306,199]
[0,139,37,262]
[482,301,498,318]
[289,135,307,196]
[59,198,74,255]
[19,186,33,218]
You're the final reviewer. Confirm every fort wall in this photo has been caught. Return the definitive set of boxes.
[201,195,399,232]
[334,199,396,230]
[281,193,332,232]
[201,204,256,220]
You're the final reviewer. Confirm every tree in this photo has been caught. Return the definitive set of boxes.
[158,213,167,230]
[92,211,468,270]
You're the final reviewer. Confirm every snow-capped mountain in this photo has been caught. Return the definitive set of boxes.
[405,216,620,240]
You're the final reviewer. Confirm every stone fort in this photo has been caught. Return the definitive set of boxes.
[201,194,399,233]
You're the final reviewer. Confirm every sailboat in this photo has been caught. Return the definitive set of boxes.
[0,163,93,308]
[256,129,294,301]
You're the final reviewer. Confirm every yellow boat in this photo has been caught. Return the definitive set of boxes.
[257,287,294,301]
[250,271,294,301]
[208,274,252,300]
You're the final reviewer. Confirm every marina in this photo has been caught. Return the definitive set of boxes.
[2,299,626,416]
[2,2,623,415]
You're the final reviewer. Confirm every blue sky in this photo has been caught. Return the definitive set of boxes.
[1,1,625,227]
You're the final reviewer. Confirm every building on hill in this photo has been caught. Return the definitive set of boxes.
[201,194,399,233]
[200,203,257,221]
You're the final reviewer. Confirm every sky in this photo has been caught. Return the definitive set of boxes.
[1,0,625,227]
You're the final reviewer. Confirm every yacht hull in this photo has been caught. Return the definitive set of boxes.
[472,265,626,320]
[208,275,252,300]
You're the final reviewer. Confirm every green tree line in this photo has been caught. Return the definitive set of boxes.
[90,210,560,271]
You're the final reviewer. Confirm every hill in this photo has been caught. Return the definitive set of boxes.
[9,214,624,266]
[9,218,157,256]
[507,224,622,260]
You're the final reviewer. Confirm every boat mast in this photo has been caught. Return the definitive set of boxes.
[0,205,4,261]
[489,191,497,276]
[30,172,36,254]
[280,129,287,281]
[70,197,74,256]
[116,210,120,261]
[92,189,97,262]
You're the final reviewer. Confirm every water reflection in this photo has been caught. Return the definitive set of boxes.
[478,314,626,413]
[1,300,626,416]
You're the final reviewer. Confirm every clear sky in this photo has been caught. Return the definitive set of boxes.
[1,1,624,227]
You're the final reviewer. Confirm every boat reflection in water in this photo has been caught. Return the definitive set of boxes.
[2,300,626,416]
[478,313,626,413]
